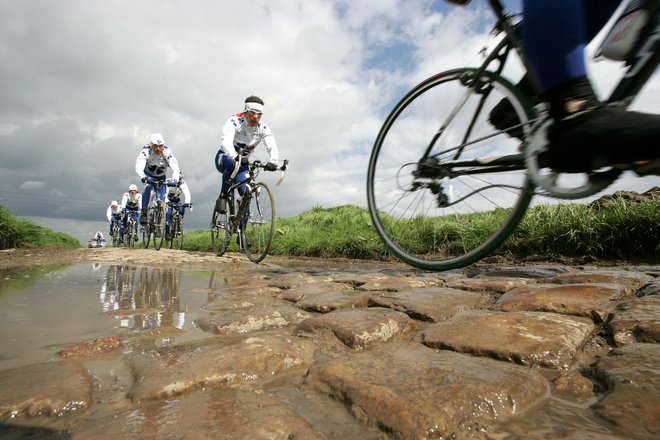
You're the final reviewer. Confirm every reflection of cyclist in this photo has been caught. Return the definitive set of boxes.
[121,184,142,239]
[451,0,660,172]
[214,95,280,214]
[166,173,192,238]
[106,200,123,238]
[135,133,181,225]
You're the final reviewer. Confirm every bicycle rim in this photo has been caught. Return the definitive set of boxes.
[211,211,230,256]
[173,217,184,250]
[153,205,165,251]
[243,183,276,263]
[367,68,535,271]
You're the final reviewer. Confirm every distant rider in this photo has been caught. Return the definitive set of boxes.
[106,200,123,238]
[121,184,142,239]
[214,95,280,214]
[135,133,181,225]
[166,172,192,238]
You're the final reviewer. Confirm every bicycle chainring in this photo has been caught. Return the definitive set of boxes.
[524,119,621,200]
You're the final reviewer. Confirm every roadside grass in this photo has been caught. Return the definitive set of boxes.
[2,194,658,261]
[183,197,659,261]
[0,204,80,249]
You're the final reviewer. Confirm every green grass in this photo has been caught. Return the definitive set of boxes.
[0,204,81,250]
[2,196,658,262]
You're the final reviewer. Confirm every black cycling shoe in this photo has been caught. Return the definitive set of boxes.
[489,73,540,140]
[545,106,660,173]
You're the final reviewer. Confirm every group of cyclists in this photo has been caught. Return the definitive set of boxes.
[103,94,281,248]
[105,132,192,245]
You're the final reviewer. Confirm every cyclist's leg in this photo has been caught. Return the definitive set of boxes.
[216,154,236,213]
[523,0,660,171]
[141,184,153,224]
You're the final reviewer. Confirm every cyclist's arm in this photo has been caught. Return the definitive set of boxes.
[120,193,129,209]
[261,123,279,165]
[180,181,192,204]
[135,149,148,179]
[163,147,180,182]
[106,206,112,222]
[219,117,238,156]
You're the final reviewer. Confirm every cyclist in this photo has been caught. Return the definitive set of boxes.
[121,184,142,240]
[165,172,192,239]
[450,0,660,172]
[214,95,280,214]
[106,200,123,239]
[94,231,105,245]
[135,133,181,225]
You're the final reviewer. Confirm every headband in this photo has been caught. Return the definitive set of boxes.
[244,102,264,114]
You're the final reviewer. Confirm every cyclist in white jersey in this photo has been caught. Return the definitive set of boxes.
[121,184,142,239]
[135,133,181,225]
[214,95,280,213]
[106,200,123,238]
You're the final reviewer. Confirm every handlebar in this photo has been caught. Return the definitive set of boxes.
[143,177,179,187]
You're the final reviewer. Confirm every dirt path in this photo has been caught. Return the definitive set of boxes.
[0,247,407,271]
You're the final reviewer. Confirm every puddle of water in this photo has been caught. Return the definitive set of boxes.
[0,263,217,372]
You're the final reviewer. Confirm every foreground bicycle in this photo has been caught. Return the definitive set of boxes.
[211,158,288,263]
[366,0,659,271]
[166,201,192,250]
[123,211,138,248]
[142,179,177,251]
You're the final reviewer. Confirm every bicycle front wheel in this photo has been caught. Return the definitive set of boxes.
[367,68,536,271]
[152,204,166,251]
[243,183,276,263]
[171,215,184,250]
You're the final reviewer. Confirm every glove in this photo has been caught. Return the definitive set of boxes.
[167,178,178,186]
[240,157,250,167]
[141,176,148,184]
[264,162,278,171]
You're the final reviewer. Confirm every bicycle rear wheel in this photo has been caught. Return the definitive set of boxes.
[243,183,276,263]
[210,210,231,256]
[367,68,536,271]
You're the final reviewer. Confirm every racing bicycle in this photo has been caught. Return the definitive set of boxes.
[211,158,288,263]
[142,179,177,251]
[166,201,192,250]
[110,217,121,247]
[123,210,138,247]
[366,0,659,271]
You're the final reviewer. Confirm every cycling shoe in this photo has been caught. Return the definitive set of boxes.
[545,106,660,173]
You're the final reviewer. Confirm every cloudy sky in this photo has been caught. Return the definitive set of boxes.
[1,0,658,243]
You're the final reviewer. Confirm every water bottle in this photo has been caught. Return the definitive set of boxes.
[597,0,655,62]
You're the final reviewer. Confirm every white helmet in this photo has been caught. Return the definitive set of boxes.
[150,133,165,146]
[129,184,138,191]
[111,200,118,206]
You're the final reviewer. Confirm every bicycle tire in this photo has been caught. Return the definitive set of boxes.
[153,204,166,251]
[142,221,150,249]
[111,223,120,247]
[170,214,184,250]
[210,210,230,256]
[367,68,536,271]
[243,182,276,263]
[125,217,136,247]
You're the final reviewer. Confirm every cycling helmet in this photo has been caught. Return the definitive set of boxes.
[150,133,165,146]
[129,184,138,191]
[111,200,118,206]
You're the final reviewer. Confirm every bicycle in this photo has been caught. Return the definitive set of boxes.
[141,179,176,251]
[110,217,121,247]
[366,0,659,271]
[210,158,288,263]
[123,210,138,247]
[166,201,192,250]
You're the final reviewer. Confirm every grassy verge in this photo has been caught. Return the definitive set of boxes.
[0,205,80,249]
[183,195,658,262]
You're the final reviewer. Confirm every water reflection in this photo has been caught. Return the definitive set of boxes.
[100,266,185,331]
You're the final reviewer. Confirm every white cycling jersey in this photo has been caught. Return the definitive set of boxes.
[106,204,122,222]
[219,113,279,164]
[135,145,180,181]
[167,180,192,205]
[121,192,142,211]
